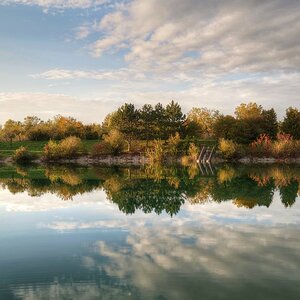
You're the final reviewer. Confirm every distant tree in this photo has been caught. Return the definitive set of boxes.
[281,107,300,139]
[23,116,51,141]
[2,119,23,145]
[165,100,185,138]
[83,124,101,140]
[213,115,238,140]
[110,103,140,151]
[261,108,278,139]
[153,103,166,139]
[187,107,220,138]
[235,102,263,120]
[52,116,85,139]
[139,104,156,142]
[27,121,52,141]
[183,119,203,138]
[23,116,41,132]
[232,102,278,143]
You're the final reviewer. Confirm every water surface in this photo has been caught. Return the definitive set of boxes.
[0,164,299,299]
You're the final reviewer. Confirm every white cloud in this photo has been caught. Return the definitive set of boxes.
[90,0,300,75]
[31,68,146,81]
[1,0,299,120]
[1,0,110,9]
[75,24,92,39]
[0,189,111,212]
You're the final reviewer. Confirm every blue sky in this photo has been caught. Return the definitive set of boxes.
[0,0,299,123]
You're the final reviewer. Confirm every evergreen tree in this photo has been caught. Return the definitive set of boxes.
[281,107,300,139]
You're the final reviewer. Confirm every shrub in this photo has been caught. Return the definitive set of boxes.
[181,143,199,165]
[44,140,61,160]
[166,132,180,158]
[146,140,165,164]
[249,134,272,157]
[13,146,33,164]
[218,138,239,159]
[60,136,84,158]
[272,133,300,158]
[92,142,110,156]
[92,130,125,156]
[103,129,125,155]
[247,133,300,158]
[187,143,199,161]
[44,137,83,160]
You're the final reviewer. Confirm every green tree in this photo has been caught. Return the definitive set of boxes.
[153,103,166,139]
[281,107,300,139]
[165,100,185,138]
[83,124,101,140]
[213,115,238,140]
[261,108,278,139]
[110,103,140,151]
[232,103,277,144]
[187,107,220,138]
[139,104,156,142]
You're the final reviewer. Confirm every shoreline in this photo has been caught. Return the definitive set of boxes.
[2,154,300,166]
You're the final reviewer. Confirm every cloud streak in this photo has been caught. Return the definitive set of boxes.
[31,68,146,81]
[1,0,110,9]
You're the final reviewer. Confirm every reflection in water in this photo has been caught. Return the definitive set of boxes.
[0,164,299,299]
[5,223,300,300]
[0,164,299,215]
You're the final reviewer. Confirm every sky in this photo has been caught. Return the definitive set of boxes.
[0,0,299,124]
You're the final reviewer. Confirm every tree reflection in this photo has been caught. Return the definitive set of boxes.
[0,164,299,215]
[280,180,299,207]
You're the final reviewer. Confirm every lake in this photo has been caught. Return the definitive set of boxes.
[0,164,299,300]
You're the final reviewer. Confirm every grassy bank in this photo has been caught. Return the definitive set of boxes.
[0,140,100,158]
[0,139,217,159]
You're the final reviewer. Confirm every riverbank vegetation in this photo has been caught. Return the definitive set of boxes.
[0,101,299,163]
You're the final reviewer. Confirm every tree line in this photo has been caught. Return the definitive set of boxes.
[0,101,299,147]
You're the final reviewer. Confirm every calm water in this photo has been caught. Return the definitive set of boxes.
[0,164,299,300]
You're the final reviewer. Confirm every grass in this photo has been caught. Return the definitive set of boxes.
[0,140,100,158]
[0,139,217,158]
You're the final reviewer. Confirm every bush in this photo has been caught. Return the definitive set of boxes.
[187,143,199,161]
[249,134,272,157]
[13,146,33,164]
[92,129,125,156]
[248,133,300,158]
[166,132,180,158]
[60,136,84,158]
[44,140,61,160]
[103,129,125,155]
[181,143,199,165]
[44,137,83,160]
[146,140,165,164]
[92,142,110,156]
[272,133,300,158]
[219,138,240,159]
